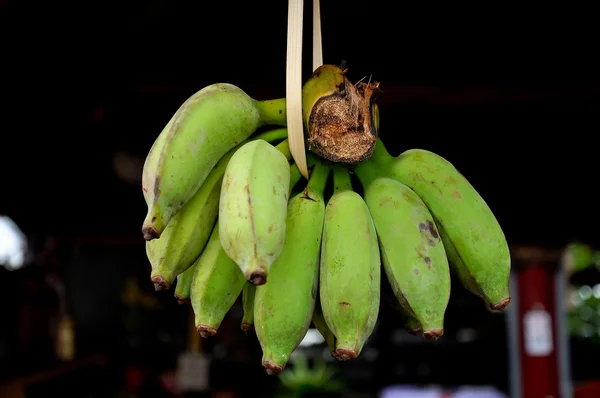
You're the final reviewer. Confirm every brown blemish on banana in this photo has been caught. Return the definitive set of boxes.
[263,362,284,376]
[249,269,267,285]
[301,190,317,201]
[308,70,380,164]
[197,325,217,338]
[241,323,254,333]
[333,347,358,361]
[423,329,444,341]
[339,302,351,307]
[413,269,419,275]
[454,191,462,199]
[142,225,159,241]
[152,275,169,291]
[490,297,511,312]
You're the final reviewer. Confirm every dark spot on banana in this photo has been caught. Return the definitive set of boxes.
[426,220,439,238]
[248,270,267,285]
[454,191,462,199]
[301,191,317,201]
[413,269,419,275]
[428,239,436,247]
[278,109,282,114]
[268,225,274,233]
[424,256,431,264]
[339,302,351,307]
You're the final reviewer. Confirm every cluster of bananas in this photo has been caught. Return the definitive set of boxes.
[141,64,511,375]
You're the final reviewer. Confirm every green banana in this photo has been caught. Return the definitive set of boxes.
[312,298,336,354]
[174,261,196,304]
[319,165,380,361]
[190,221,246,338]
[142,83,287,241]
[254,160,330,375]
[358,174,451,340]
[241,283,255,332]
[219,139,292,285]
[357,140,511,311]
[146,128,289,290]
[301,64,379,164]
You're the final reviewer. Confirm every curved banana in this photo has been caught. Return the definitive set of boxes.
[356,139,510,311]
[319,165,380,361]
[241,283,255,332]
[190,221,246,338]
[146,128,289,291]
[219,139,291,285]
[357,173,451,340]
[254,160,330,375]
[301,64,379,164]
[142,83,287,241]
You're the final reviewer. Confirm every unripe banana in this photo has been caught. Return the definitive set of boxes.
[357,139,511,311]
[190,221,246,338]
[219,139,292,285]
[358,174,451,340]
[254,160,330,375]
[241,283,255,332]
[174,261,196,304]
[142,83,287,241]
[319,166,380,361]
[239,163,302,333]
[146,128,289,291]
[301,64,379,164]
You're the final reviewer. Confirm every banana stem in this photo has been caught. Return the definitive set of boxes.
[288,163,302,196]
[253,127,288,144]
[275,140,293,161]
[332,165,353,193]
[254,98,287,127]
[306,158,330,196]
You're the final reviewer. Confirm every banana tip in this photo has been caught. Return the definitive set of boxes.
[151,275,170,291]
[174,295,190,305]
[142,225,160,241]
[407,328,422,336]
[248,270,267,285]
[197,325,217,338]
[423,329,444,341]
[490,297,511,312]
[333,347,358,361]
[241,323,254,333]
[263,361,284,376]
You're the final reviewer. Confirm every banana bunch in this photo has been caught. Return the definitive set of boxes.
[140,64,511,376]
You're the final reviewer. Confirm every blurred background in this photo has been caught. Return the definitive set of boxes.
[2,0,600,397]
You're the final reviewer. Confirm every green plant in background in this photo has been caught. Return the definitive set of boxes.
[568,284,600,345]
[277,352,343,397]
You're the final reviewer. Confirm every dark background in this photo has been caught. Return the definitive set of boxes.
[2,1,600,396]
[3,0,600,246]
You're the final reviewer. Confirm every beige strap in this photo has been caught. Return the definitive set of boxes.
[287,0,323,179]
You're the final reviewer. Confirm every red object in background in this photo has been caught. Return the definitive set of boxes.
[516,263,560,398]
[509,258,571,398]
[575,380,600,398]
